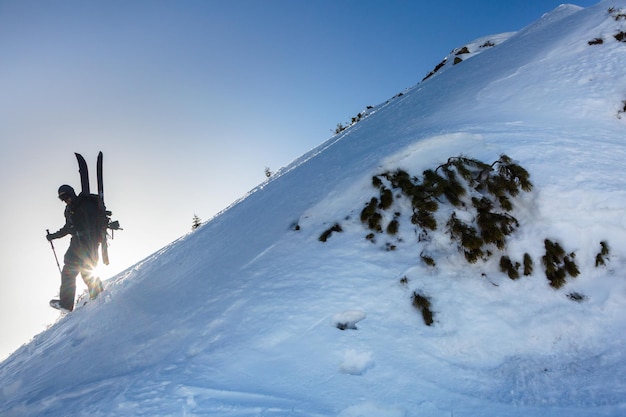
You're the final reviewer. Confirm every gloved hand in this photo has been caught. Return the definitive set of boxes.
[46,232,58,241]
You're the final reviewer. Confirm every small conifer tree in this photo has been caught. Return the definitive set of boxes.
[192,214,202,231]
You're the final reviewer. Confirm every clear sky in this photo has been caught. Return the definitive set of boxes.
[0,0,599,360]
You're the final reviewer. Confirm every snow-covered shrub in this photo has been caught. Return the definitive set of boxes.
[567,292,587,302]
[448,213,485,263]
[356,155,532,267]
[420,252,436,267]
[379,187,394,210]
[608,7,626,20]
[333,310,366,331]
[595,241,610,267]
[412,292,434,326]
[334,109,373,135]
[386,218,399,235]
[361,197,379,225]
[422,58,447,81]
[523,253,533,276]
[480,154,532,211]
[500,255,521,279]
[542,239,580,288]
[473,197,519,249]
[319,223,343,242]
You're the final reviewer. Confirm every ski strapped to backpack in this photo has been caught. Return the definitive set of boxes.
[75,152,122,265]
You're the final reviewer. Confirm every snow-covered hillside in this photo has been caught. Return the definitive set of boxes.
[2,1,626,416]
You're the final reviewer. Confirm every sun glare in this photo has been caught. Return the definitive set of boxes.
[89,263,105,283]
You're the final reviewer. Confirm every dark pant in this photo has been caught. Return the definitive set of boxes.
[60,235,101,310]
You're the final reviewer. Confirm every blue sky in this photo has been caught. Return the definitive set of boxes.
[0,0,599,359]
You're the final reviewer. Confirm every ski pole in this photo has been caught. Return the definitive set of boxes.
[46,229,63,276]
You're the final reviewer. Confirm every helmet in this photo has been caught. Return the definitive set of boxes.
[57,184,76,201]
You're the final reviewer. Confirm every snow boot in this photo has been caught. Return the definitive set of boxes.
[49,299,72,313]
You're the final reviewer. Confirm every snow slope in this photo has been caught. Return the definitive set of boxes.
[2,1,626,416]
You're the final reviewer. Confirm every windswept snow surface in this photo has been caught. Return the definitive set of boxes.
[2,1,626,416]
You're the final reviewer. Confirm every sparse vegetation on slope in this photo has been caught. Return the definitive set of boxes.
[318,154,612,324]
[588,8,626,45]
[360,155,531,265]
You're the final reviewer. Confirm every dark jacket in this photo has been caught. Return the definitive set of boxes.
[49,193,101,241]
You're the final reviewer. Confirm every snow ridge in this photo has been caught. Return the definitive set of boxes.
[2,1,626,416]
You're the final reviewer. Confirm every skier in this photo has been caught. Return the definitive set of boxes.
[46,184,104,311]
